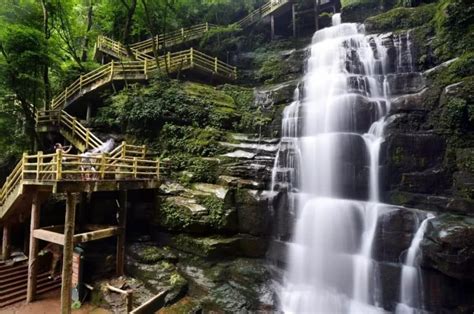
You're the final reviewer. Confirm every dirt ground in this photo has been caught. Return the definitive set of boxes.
[0,290,110,314]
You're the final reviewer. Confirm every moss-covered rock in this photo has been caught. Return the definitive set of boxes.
[341,0,397,23]
[171,234,267,258]
[365,4,437,33]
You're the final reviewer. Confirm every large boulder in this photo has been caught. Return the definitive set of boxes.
[421,214,474,281]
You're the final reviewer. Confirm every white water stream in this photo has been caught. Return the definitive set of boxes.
[396,214,434,314]
[274,14,393,313]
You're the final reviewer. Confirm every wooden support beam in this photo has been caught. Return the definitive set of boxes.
[33,229,65,245]
[116,191,127,276]
[86,103,92,123]
[61,193,77,314]
[27,193,40,303]
[2,224,11,260]
[74,226,121,243]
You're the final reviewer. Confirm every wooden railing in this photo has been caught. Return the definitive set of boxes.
[36,110,148,159]
[0,150,160,218]
[129,23,215,53]
[55,48,236,110]
[236,0,293,28]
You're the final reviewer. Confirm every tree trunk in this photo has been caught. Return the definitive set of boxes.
[121,0,137,57]
[41,0,51,109]
[81,0,94,62]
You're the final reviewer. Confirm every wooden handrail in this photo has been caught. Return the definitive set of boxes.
[53,47,235,111]
[0,150,160,218]
[236,0,292,28]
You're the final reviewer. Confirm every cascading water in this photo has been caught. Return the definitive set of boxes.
[273,14,398,313]
[396,214,434,314]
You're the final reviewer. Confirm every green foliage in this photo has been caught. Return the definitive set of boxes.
[188,158,220,184]
[433,0,474,60]
[255,53,288,84]
[0,24,51,103]
[159,124,224,157]
[199,195,227,229]
[158,200,193,230]
[365,3,436,33]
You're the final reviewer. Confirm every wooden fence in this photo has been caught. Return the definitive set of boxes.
[0,150,160,215]
[236,0,293,28]
[51,49,236,111]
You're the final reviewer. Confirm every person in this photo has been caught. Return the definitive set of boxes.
[54,143,72,154]
[39,242,63,280]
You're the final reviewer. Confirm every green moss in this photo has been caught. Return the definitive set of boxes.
[158,124,225,159]
[188,158,220,184]
[432,0,474,61]
[256,54,289,84]
[172,234,241,258]
[184,82,235,109]
[198,195,227,229]
[365,3,436,33]
[157,200,193,231]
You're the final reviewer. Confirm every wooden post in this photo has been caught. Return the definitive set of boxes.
[100,153,106,179]
[133,158,138,179]
[206,22,209,31]
[142,145,147,159]
[116,191,127,276]
[79,75,83,91]
[72,118,77,137]
[167,52,171,68]
[22,152,28,180]
[156,159,160,180]
[2,224,11,260]
[56,149,62,180]
[27,192,40,303]
[190,48,194,67]
[64,87,68,106]
[37,151,43,180]
[271,14,275,40]
[144,59,148,77]
[61,193,77,314]
[181,27,184,38]
[110,62,114,81]
[214,57,218,73]
[85,130,90,150]
[121,141,126,159]
[86,103,92,123]
[292,3,297,37]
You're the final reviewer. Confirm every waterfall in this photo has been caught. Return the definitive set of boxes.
[275,14,397,313]
[396,214,434,314]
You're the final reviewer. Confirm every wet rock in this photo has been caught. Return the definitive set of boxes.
[178,258,273,312]
[421,214,474,281]
[388,190,474,214]
[383,133,446,183]
[373,207,425,263]
[386,72,425,95]
[255,80,299,108]
[171,234,267,259]
[389,88,429,114]
[217,175,264,190]
[125,247,188,298]
[235,189,274,236]
[400,168,449,194]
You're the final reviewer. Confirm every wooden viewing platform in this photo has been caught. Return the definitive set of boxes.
[0,149,159,221]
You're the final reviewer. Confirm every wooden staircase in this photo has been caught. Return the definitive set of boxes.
[0,262,61,308]
[236,0,294,28]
